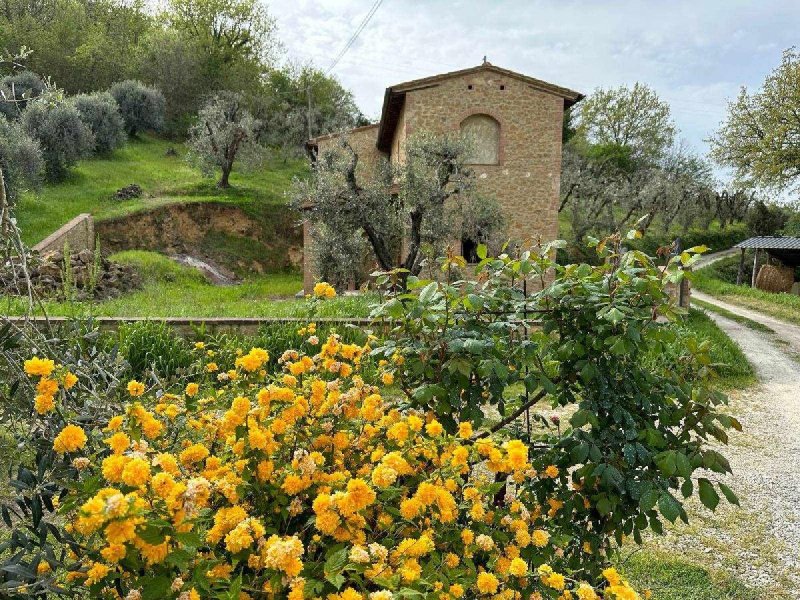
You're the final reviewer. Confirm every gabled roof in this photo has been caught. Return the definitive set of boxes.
[735,237,800,250]
[376,63,584,152]
[735,236,800,266]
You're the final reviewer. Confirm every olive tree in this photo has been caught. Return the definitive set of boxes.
[71,92,126,154]
[187,91,263,188]
[0,114,43,203]
[0,70,45,119]
[294,132,506,283]
[109,80,165,136]
[22,100,93,181]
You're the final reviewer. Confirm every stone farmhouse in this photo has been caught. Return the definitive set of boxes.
[303,62,584,293]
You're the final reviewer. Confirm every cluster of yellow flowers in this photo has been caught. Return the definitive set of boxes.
[313,282,337,299]
[24,356,77,415]
[28,325,644,600]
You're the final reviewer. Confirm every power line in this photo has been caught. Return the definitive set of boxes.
[326,0,384,75]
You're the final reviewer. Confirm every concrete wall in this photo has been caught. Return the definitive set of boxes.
[32,213,95,255]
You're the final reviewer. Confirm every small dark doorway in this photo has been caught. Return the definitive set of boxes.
[462,237,480,264]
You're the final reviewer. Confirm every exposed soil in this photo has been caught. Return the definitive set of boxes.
[96,202,303,276]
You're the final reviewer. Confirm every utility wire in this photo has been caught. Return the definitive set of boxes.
[326,0,384,75]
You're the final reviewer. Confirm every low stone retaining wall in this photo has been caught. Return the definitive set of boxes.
[32,214,95,255]
[5,316,376,337]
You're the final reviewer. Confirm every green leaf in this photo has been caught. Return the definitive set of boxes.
[657,493,681,523]
[698,478,720,511]
[639,489,659,512]
[718,482,739,506]
[476,243,487,260]
[140,576,171,600]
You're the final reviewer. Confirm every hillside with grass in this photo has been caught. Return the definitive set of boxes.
[17,134,308,246]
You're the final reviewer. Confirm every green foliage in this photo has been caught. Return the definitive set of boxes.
[646,308,756,389]
[71,91,126,154]
[372,236,738,579]
[109,80,165,136]
[628,222,750,258]
[711,47,800,192]
[0,114,42,203]
[0,70,44,118]
[745,200,787,236]
[116,320,193,380]
[296,132,507,280]
[575,82,676,163]
[21,100,94,181]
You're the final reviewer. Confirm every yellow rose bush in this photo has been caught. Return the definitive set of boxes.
[18,330,643,599]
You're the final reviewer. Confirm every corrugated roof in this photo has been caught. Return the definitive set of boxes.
[735,237,800,250]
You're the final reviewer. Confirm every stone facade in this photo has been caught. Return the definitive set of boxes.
[304,63,583,292]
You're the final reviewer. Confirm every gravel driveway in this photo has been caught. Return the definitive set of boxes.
[650,295,800,595]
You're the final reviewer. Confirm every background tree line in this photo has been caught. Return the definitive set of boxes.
[0,0,364,143]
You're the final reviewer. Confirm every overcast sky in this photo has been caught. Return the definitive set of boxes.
[268,0,798,171]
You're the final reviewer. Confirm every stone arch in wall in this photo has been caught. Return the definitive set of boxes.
[460,113,501,165]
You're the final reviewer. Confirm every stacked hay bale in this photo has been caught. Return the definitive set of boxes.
[755,263,795,293]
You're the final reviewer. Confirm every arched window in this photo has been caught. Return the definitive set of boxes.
[460,114,500,164]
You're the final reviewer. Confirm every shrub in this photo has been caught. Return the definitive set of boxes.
[9,331,642,599]
[117,320,193,381]
[0,70,45,119]
[372,236,739,576]
[72,92,127,154]
[21,100,94,181]
[0,114,43,202]
[109,80,166,136]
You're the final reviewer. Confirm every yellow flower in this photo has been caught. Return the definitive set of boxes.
[508,557,527,577]
[425,420,443,436]
[185,383,199,397]
[53,424,87,454]
[180,443,210,467]
[381,372,394,386]
[24,356,55,377]
[104,432,130,455]
[545,465,560,478]
[532,529,550,548]
[121,457,151,487]
[127,380,145,397]
[458,422,473,439]
[85,562,110,585]
[64,372,78,389]
[34,394,55,414]
[476,572,499,595]
[313,282,337,299]
[263,535,304,577]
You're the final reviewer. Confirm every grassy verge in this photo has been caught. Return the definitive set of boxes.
[691,298,776,334]
[0,251,373,318]
[620,550,759,599]
[694,259,800,327]
[16,135,307,245]
[668,309,756,390]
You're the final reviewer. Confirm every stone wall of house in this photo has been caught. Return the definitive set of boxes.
[402,71,565,246]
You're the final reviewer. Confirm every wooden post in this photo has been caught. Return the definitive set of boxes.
[736,248,746,285]
[751,248,760,288]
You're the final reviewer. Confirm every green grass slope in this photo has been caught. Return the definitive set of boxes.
[17,135,308,245]
[1,251,373,318]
